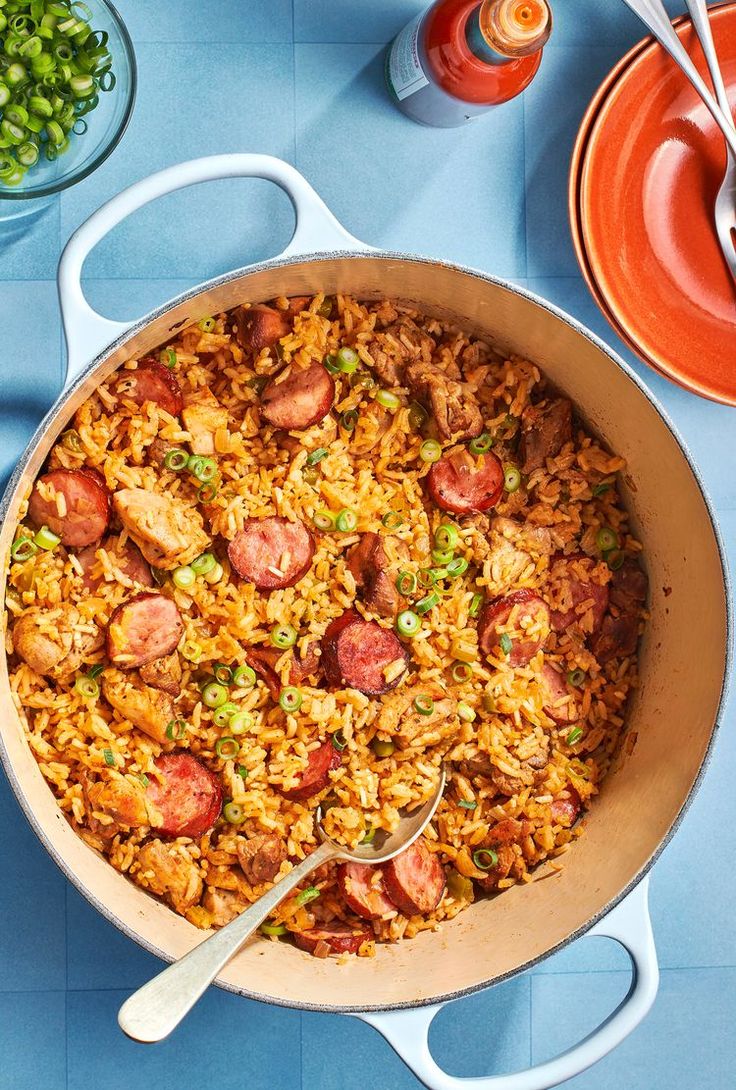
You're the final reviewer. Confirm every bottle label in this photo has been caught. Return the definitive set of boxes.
[386,11,429,101]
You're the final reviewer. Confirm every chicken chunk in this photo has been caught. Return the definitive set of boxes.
[86,776,152,830]
[102,668,175,744]
[379,685,459,748]
[347,532,408,617]
[181,387,229,456]
[135,840,203,915]
[364,318,435,387]
[113,488,210,570]
[13,605,102,679]
[405,360,483,443]
[139,651,182,696]
[481,517,553,593]
[237,833,287,885]
[202,886,249,927]
[519,398,573,474]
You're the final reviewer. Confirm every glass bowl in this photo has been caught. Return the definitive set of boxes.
[0,0,136,218]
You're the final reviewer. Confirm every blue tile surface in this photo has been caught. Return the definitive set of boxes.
[2,2,736,1088]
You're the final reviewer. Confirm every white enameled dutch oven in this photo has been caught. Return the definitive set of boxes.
[0,155,731,1090]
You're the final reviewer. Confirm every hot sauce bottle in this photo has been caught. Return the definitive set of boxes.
[386,0,552,127]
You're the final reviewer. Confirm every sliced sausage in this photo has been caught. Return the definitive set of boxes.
[321,609,408,696]
[540,663,577,724]
[76,534,153,593]
[237,833,286,884]
[519,398,573,474]
[28,468,110,548]
[338,862,397,920]
[293,923,372,957]
[279,741,341,802]
[260,359,335,431]
[548,555,609,634]
[246,644,321,700]
[233,303,289,353]
[551,786,582,827]
[145,753,222,838]
[106,592,183,669]
[228,516,315,591]
[427,449,504,515]
[382,839,446,916]
[478,589,550,667]
[112,359,183,417]
[139,650,182,696]
[347,532,406,617]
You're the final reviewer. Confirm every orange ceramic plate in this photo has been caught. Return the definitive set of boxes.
[578,2,736,405]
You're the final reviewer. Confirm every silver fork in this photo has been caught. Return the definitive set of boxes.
[622,0,736,282]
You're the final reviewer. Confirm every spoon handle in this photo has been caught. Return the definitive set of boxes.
[622,0,736,156]
[685,0,733,121]
[118,838,340,1043]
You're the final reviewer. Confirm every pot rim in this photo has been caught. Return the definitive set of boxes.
[1,248,732,1013]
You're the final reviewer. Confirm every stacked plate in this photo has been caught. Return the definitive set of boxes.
[570,2,736,405]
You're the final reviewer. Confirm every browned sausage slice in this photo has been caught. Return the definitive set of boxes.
[338,862,397,920]
[260,359,335,431]
[551,787,582,827]
[279,741,341,801]
[293,923,372,956]
[427,449,504,514]
[321,609,408,696]
[28,468,110,548]
[382,839,446,916]
[540,663,577,724]
[76,534,153,593]
[246,644,321,700]
[228,516,315,591]
[112,359,183,417]
[234,303,290,352]
[478,589,550,668]
[106,592,183,669]
[146,753,222,838]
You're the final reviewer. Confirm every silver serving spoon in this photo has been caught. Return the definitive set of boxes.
[118,765,447,1043]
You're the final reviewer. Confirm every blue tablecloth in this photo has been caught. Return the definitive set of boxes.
[1,3,733,1087]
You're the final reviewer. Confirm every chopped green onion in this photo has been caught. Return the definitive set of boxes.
[212,663,233,685]
[418,567,444,588]
[323,353,341,375]
[10,536,38,562]
[469,593,484,617]
[446,557,468,578]
[164,448,189,471]
[596,526,619,552]
[349,370,375,390]
[482,692,497,713]
[567,669,586,687]
[204,561,224,585]
[191,552,217,576]
[458,799,477,811]
[279,686,303,713]
[566,726,584,745]
[295,885,320,906]
[361,825,376,844]
[375,389,400,411]
[413,694,435,716]
[165,718,187,741]
[499,633,513,656]
[306,447,329,466]
[271,623,297,649]
[32,525,60,551]
[160,348,177,369]
[335,508,358,532]
[336,347,359,373]
[172,565,196,590]
[188,454,217,483]
[312,509,335,532]
[396,571,417,596]
[232,665,257,689]
[180,640,202,663]
[87,664,104,681]
[303,465,319,486]
[340,408,359,432]
[434,524,459,552]
[138,773,150,787]
[605,549,626,571]
[197,481,219,503]
[318,296,334,318]
[229,710,254,735]
[431,547,454,566]
[60,428,82,452]
[371,738,395,757]
[236,764,248,779]
[332,729,347,751]
[102,747,115,767]
[592,481,612,497]
[213,701,239,729]
[74,676,99,700]
[382,510,404,530]
[452,662,473,683]
[504,465,522,493]
[223,801,244,823]
[215,737,240,760]
[473,848,498,870]
[396,609,420,637]
[408,401,428,430]
[260,921,287,936]
[469,432,493,455]
[457,702,476,723]
[198,316,216,333]
[202,682,228,709]
[419,439,442,463]
[415,592,440,614]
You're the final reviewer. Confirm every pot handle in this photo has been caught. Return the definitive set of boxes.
[57,153,371,386]
[354,878,658,1090]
